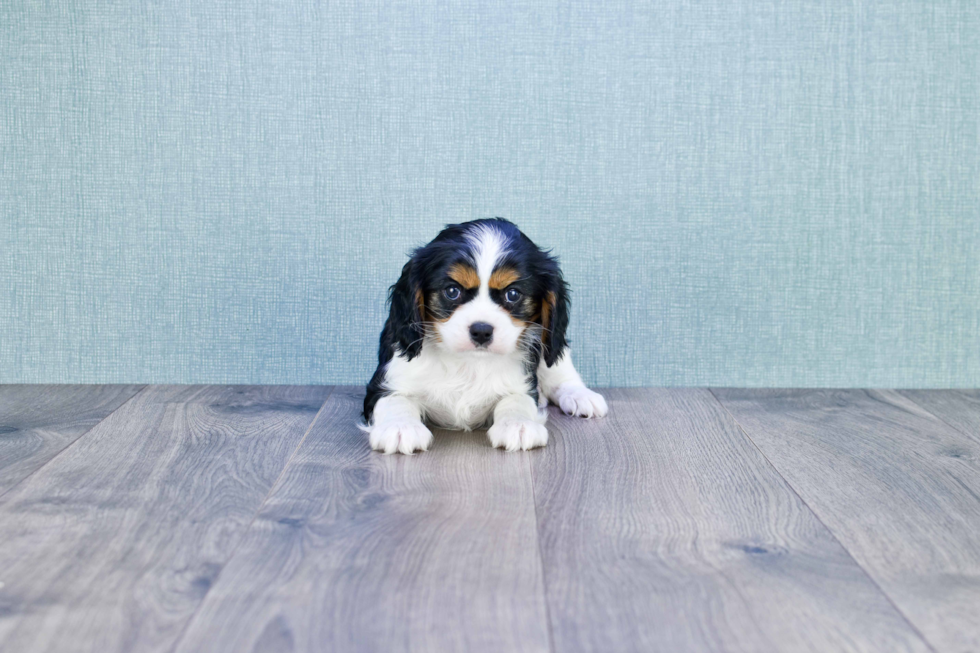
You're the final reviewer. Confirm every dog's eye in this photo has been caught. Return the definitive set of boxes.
[504,288,522,303]
[444,285,461,301]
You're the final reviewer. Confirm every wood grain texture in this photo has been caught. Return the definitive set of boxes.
[173,387,551,653]
[0,385,143,495]
[714,389,980,653]
[532,388,930,653]
[0,385,331,653]
[898,390,980,440]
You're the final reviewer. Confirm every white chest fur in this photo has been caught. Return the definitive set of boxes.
[384,346,532,430]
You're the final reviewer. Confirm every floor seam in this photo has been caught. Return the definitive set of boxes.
[0,384,148,502]
[166,385,336,653]
[706,388,940,653]
[528,419,557,653]
[893,389,978,441]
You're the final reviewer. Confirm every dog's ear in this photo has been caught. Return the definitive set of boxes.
[540,265,570,367]
[387,258,426,360]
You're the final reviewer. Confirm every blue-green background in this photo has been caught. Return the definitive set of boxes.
[2,1,978,387]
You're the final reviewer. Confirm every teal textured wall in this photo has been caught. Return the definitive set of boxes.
[1,1,978,387]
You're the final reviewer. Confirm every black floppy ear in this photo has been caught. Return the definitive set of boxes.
[541,266,570,367]
[387,258,426,360]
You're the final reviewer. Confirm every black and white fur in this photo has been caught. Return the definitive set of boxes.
[362,218,607,454]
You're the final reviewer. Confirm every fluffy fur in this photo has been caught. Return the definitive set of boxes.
[362,218,607,454]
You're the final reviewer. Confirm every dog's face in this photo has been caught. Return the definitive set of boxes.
[426,224,537,356]
[387,219,569,364]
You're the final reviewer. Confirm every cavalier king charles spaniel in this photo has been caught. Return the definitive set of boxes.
[362,218,607,454]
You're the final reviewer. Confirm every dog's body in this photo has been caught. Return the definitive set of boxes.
[363,219,606,453]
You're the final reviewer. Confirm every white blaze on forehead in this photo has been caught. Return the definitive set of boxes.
[466,224,508,294]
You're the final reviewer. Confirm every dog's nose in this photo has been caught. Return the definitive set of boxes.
[469,322,494,346]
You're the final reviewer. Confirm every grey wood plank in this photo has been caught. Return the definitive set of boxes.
[714,388,980,653]
[532,388,930,653]
[0,384,144,495]
[173,387,551,653]
[898,389,980,440]
[0,384,332,653]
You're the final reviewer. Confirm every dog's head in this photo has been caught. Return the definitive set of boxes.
[387,218,569,365]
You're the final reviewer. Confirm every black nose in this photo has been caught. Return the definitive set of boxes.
[469,322,494,346]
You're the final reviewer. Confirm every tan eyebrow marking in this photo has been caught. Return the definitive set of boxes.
[489,267,520,290]
[448,263,479,289]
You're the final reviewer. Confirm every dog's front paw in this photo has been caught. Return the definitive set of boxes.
[488,419,548,452]
[368,420,433,455]
[555,385,608,418]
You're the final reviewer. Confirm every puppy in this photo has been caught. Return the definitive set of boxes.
[362,218,607,454]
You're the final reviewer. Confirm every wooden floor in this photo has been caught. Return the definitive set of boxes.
[0,387,978,653]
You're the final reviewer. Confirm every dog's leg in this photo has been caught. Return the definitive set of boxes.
[487,393,548,451]
[538,349,608,418]
[363,395,433,454]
